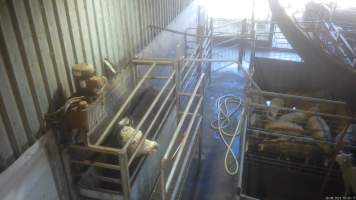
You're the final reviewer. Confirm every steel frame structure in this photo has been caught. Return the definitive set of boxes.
[67,57,205,199]
[68,58,180,200]
[235,67,354,199]
[292,10,356,69]
[66,21,213,199]
[65,15,297,200]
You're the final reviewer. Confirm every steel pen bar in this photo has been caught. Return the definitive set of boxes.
[94,62,158,146]
[237,108,248,191]
[128,81,177,165]
[123,71,176,151]
[149,25,253,40]
[170,117,203,200]
[132,59,174,65]
[165,96,203,191]
[163,73,205,160]
[159,74,204,199]
[248,102,351,120]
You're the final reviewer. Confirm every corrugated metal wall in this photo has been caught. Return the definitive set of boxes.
[0,0,193,170]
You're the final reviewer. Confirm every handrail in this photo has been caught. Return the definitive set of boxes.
[163,73,205,161]
[165,97,203,190]
[93,62,158,146]
[68,35,209,199]
[293,12,356,68]
[170,117,202,200]
[159,73,204,200]
[248,102,352,121]
[128,81,177,165]
[123,71,176,151]
[247,89,347,105]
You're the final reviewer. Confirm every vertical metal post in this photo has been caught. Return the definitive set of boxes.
[198,26,203,76]
[184,31,188,58]
[239,19,247,68]
[198,75,205,172]
[197,5,201,28]
[160,160,167,200]
[237,102,248,195]
[132,63,138,86]
[209,18,214,82]
[175,44,182,116]
[268,16,275,47]
[249,0,256,73]
[119,152,131,200]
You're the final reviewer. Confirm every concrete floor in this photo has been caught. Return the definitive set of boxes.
[181,47,245,200]
[181,45,301,200]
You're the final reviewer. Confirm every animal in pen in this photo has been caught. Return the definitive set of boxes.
[117,118,159,158]
[278,111,310,124]
[68,88,171,197]
[266,97,285,120]
[265,121,305,136]
[306,115,333,155]
[243,92,353,200]
[257,138,322,163]
[248,93,352,166]
[335,125,356,151]
[336,153,356,196]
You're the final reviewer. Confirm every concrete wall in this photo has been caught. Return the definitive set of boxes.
[0,1,201,200]
[0,133,62,200]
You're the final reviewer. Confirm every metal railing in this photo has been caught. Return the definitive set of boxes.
[67,18,266,199]
[236,71,353,199]
[292,12,356,68]
[67,22,212,199]
[159,73,204,200]
[68,59,178,200]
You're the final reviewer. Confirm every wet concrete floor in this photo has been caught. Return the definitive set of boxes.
[181,46,301,200]
[181,47,246,200]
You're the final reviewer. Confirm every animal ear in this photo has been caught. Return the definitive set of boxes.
[119,117,130,126]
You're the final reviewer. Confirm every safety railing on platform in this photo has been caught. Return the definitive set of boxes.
[292,11,356,68]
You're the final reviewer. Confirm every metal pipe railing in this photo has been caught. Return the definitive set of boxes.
[292,12,356,68]
[248,129,356,149]
[237,107,248,192]
[94,62,158,146]
[247,89,347,105]
[69,144,119,155]
[160,73,204,199]
[249,102,351,120]
[170,116,203,200]
[181,65,200,94]
[119,151,130,199]
[70,160,121,171]
[63,16,215,200]
[123,71,176,152]
[163,74,204,160]
[132,59,174,65]
[181,48,199,83]
[182,58,199,88]
[165,97,203,190]
[68,32,210,199]
[149,25,253,40]
[128,81,177,165]
[239,70,354,196]
[66,59,178,200]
